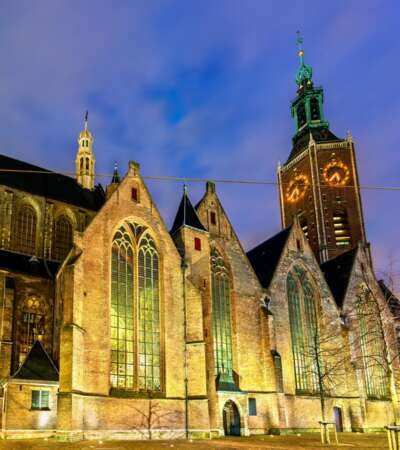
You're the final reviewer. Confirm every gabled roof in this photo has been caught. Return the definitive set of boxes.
[320,248,358,308]
[287,128,341,162]
[247,227,291,289]
[170,190,207,235]
[379,280,400,320]
[0,249,60,279]
[12,341,59,382]
[0,154,105,211]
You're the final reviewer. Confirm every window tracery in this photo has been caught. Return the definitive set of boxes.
[287,266,319,393]
[211,248,233,380]
[52,215,73,261]
[110,221,161,392]
[14,204,37,254]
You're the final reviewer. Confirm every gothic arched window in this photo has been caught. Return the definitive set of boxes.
[211,248,233,380]
[357,291,389,399]
[14,204,37,254]
[19,295,46,364]
[52,215,73,261]
[138,234,160,391]
[333,208,351,247]
[287,266,319,393]
[110,223,161,392]
[110,226,134,390]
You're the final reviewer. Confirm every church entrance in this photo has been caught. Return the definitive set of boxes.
[333,407,343,432]
[223,400,241,436]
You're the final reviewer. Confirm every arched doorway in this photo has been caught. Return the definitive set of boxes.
[223,400,241,436]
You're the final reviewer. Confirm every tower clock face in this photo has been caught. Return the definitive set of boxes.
[323,160,350,186]
[286,174,309,203]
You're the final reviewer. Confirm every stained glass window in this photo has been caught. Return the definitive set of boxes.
[287,266,319,393]
[211,248,233,378]
[110,224,161,392]
[138,234,160,391]
[110,226,134,390]
[52,215,73,261]
[357,292,389,399]
[14,204,37,254]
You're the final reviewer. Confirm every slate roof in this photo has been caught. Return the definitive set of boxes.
[246,227,291,289]
[0,249,60,279]
[12,341,59,382]
[320,248,358,308]
[379,280,400,320]
[287,128,341,162]
[0,154,105,211]
[170,190,207,235]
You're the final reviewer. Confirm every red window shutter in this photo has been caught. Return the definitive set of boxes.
[194,237,201,251]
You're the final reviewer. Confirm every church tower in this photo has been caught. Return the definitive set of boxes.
[278,34,366,263]
[75,111,95,190]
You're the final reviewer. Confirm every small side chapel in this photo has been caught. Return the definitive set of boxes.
[0,42,398,441]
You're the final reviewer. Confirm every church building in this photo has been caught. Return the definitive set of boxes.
[0,42,398,440]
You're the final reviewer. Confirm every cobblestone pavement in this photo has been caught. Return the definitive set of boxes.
[0,433,389,449]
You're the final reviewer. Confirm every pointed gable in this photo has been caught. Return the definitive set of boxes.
[247,227,291,289]
[12,341,59,382]
[320,248,358,308]
[170,189,207,235]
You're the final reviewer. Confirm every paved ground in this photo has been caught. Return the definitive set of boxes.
[0,433,390,449]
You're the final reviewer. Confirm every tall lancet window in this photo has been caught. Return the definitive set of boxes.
[14,204,37,254]
[287,266,319,393]
[110,223,161,392]
[357,290,389,399]
[211,248,233,381]
[110,226,134,390]
[52,215,73,261]
[138,234,160,391]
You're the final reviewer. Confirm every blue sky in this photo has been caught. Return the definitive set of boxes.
[1,0,400,281]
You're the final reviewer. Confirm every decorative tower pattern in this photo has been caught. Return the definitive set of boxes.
[75,111,95,190]
[278,34,366,262]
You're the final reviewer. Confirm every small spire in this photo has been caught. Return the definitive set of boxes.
[295,31,313,87]
[84,110,88,130]
[309,131,315,146]
[111,162,120,184]
[347,129,353,143]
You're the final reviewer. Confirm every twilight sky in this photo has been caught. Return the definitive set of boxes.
[1,0,399,281]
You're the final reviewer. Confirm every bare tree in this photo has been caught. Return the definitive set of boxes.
[129,391,184,440]
[300,313,350,444]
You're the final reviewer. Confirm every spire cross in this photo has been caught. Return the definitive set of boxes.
[84,110,89,130]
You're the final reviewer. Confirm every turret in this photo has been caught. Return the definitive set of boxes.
[75,111,95,190]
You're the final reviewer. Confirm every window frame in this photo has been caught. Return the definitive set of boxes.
[31,389,50,411]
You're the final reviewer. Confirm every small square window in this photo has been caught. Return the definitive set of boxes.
[131,188,139,202]
[194,237,201,251]
[31,390,50,410]
[210,211,217,225]
[248,398,257,416]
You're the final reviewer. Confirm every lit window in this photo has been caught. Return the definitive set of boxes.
[248,398,257,416]
[194,237,201,251]
[110,223,160,392]
[357,292,389,399]
[19,296,45,363]
[287,266,319,394]
[211,248,233,379]
[52,215,73,261]
[31,390,49,410]
[14,204,37,254]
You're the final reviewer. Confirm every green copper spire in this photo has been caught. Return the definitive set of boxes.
[295,31,313,88]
